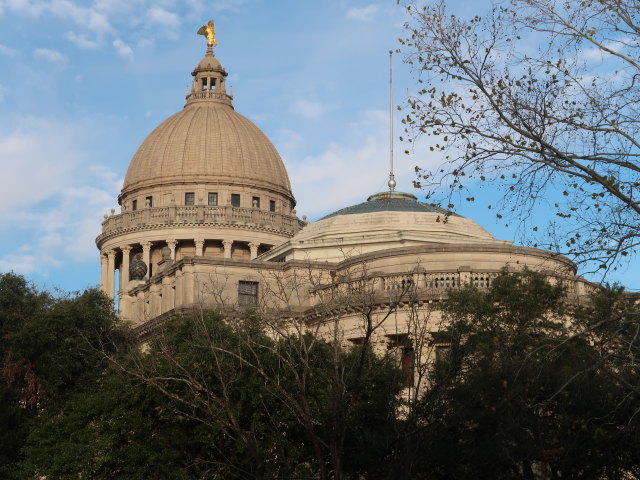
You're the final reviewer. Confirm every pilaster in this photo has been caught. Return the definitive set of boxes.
[223,239,233,259]
[195,238,204,257]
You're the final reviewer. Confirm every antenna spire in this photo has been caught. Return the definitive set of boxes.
[388,50,396,192]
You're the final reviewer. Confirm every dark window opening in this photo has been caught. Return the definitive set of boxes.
[201,78,207,91]
[238,281,258,307]
[208,192,218,206]
[402,347,415,387]
[185,192,195,205]
[145,196,153,208]
[209,78,216,90]
[252,196,260,208]
[231,194,241,207]
[132,199,137,211]
[435,344,451,365]
[269,200,276,212]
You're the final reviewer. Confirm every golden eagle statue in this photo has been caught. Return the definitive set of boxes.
[197,20,217,47]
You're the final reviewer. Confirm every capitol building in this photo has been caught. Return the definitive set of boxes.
[96,27,592,345]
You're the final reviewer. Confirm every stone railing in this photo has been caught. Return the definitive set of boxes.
[186,91,232,105]
[99,205,302,238]
[313,270,595,299]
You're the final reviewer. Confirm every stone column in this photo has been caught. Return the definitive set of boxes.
[223,239,233,259]
[100,253,108,293]
[162,276,174,313]
[195,238,204,257]
[166,239,177,260]
[150,283,162,318]
[106,249,116,299]
[183,265,195,306]
[249,242,259,260]
[175,268,184,311]
[136,291,145,324]
[142,241,152,279]
[120,245,131,290]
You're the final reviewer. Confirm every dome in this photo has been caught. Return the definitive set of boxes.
[260,190,508,263]
[120,47,293,203]
[195,54,222,72]
[294,191,499,245]
[320,191,461,219]
[121,102,292,198]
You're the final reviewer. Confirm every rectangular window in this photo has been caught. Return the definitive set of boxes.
[201,78,207,91]
[402,347,415,387]
[231,194,241,207]
[238,281,259,307]
[210,78,216,90]
[145,196,153,208]
[435,344,451,365]
[269,200,276,212]
[185,192,195,205]
[132,199,137,211]
[208,192,218,206]
[252,196,260,208]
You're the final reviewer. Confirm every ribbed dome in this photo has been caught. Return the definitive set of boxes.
[294,191,497,245]
[121,100,293,197]
[321,191,461,219]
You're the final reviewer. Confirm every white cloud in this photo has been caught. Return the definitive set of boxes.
[286,109,439,219]
[288,110,390,217]
[113,38,133,58]
[290,99,335,119]
[345,4,379,22]
[147,6,180,29]
[33,47,66,62]
[0,43,18,56]
[0,117,121,275]
[1,0,114,35]
[65,31,100,49]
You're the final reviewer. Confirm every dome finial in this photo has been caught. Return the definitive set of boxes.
[197,20,218,48]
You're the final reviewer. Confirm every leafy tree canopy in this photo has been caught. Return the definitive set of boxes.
[397,269,640,479]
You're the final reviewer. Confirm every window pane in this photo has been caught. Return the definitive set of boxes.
[231,194,241,207]
[132,200,137,211]
[185,192,195,205]
[208,192,218,206]
[269,200,276,212]
[238,281,258,306]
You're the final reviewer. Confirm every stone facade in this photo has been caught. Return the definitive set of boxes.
[97,38,593,350]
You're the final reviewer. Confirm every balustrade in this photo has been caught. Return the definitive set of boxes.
[100,204,301,237]
[315,270,536,298]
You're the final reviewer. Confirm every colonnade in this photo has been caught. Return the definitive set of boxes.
[99,237,264,300]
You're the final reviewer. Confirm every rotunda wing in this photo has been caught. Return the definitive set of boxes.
[296,191,498,244]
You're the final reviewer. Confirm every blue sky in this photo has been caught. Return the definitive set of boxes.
[0,0,638,292]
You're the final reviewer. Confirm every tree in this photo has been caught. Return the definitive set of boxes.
[392,269,640,479]
[0,273,122,479]
[20,367,202,480]
[121,311,403,480]
[401,0,640,272]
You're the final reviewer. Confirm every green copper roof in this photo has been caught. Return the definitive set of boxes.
[320,191,462,220]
